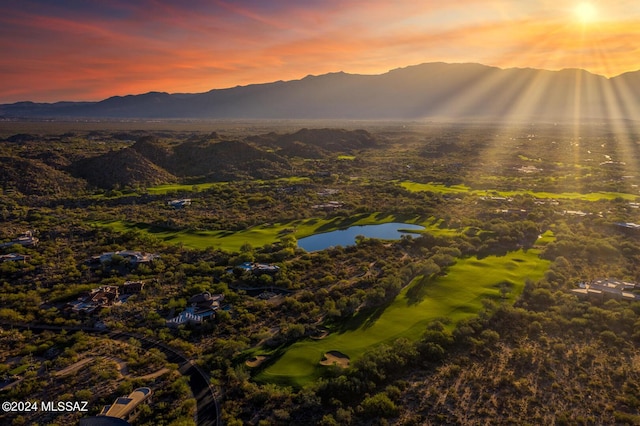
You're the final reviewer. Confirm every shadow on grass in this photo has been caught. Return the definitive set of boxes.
[374,212,395,221]
[404,275,434,306]
[313,213,373,233]
[335,299,395,333]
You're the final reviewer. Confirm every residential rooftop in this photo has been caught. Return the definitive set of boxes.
[100,387,152,421]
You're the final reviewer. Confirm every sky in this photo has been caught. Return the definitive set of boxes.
[1,0,640,103]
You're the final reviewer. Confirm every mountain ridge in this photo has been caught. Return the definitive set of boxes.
[2,62,639,120]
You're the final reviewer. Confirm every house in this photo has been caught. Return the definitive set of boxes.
[317,188,340,196]
[92,250,160,265]
[563,210,588,217]
[235,262,280,275]
[0,253,29,263]
[0,231,39,248]
[68,286,122,314]
[312,201,344,210]
[167,292,224,327]
[497,208,528,216]
[615,222,640,231]
[168,198,191,208]
[80,387,152,425]
[572,278,639,301]
[188,291,224,307]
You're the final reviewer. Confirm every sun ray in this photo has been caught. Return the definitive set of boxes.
[574,2,598,24]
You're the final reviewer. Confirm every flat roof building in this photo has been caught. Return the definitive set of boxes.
[81,387,153,425]
[101,387,152,420]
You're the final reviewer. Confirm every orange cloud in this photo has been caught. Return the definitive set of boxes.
[1,1,640,102]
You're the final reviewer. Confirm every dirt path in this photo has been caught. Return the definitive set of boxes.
[132,367,170,380]
[104,356,128,376]
[54,357,95,377]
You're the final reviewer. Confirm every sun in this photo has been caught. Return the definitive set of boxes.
[574,2,598,23]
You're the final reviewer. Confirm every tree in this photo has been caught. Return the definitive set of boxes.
[358,393,399,419]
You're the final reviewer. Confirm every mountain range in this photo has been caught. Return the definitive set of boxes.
[2,62,640,121]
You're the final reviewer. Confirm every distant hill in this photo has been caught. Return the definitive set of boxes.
[128,134,291,180]
[71,147,176,189]
[0,156,87,196]
[247,128,377,158]
[2,62,639,121]
[169,138,290,180]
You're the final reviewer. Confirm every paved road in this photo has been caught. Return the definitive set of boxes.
[0,323,220,426]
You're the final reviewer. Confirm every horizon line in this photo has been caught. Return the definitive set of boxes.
[3,61,639,106]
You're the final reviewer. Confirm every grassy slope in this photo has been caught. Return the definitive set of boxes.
[257,247,550,387]
[400,181,639,201]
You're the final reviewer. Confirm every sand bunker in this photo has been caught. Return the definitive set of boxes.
[246,355,268,368]
[319,351,350,368]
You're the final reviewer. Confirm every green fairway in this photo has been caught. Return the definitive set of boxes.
[257,247,550,387]
[93,220,302,252]
[92,214,459,252]
[401,182,473,195]
[146,181,228,195]
[145,177,311,195]
[400,181,640,201]
[337,155,356,160]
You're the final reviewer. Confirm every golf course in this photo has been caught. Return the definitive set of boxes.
[93,213,459,253]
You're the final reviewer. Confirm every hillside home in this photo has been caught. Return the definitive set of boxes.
[168,198,191,208]
[92,250,160,265]
[0,253,29,262]
[312,201,344,210]
[68,286,122,314]
[572,278,639,301]
[615,222,640,231]
[167,292,223,326]
[79,387,152,425]
[0,230,39,248]
[235,261,280,275]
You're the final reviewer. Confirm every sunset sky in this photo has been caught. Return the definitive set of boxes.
[1,0,640,103]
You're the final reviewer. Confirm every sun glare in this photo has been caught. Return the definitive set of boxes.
[574,2,598,23]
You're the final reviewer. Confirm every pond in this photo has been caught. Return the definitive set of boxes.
[297,222,425,252]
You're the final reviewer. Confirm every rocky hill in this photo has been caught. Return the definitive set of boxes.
[0,156,87,196]
[70,147,176,189]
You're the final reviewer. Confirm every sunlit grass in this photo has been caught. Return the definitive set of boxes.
[401,182,472,194]
[400,181,639,201]
[535,230,555,246]
[146,181,228,195]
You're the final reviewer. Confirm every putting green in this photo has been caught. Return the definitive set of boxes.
[257,247,550,387]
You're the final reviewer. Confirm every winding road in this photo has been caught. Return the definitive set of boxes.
[0,322,220,426]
